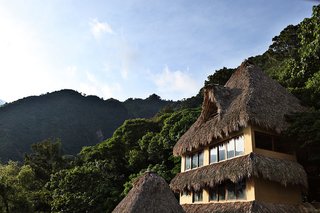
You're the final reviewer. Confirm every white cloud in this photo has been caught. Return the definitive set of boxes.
[79,71,122,98]
[152,66,200,99]
[90,18,114,39]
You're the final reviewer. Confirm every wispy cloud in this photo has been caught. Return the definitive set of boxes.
[151,66,200,99]
[89,18,114,39]
[80,71,122,98]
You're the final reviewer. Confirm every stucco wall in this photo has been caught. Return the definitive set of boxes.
[180,192,192,204]
[254,178,302,204]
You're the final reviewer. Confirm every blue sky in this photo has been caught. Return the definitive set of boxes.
[0,0,317,102]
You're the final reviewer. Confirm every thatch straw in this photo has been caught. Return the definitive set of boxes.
[181,201,318,213]
[112,172,185,213]
[173,60,306,156]
[170,153,307,193]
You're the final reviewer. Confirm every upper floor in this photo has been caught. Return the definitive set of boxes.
[180,125,296,173]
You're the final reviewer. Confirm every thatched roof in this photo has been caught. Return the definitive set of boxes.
[181,201,318,213]
[170,153,307,193]
[173,60,305,156]
[112,172,185,213]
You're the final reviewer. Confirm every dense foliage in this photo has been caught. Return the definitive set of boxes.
[0,90,172,162]
[0,108,200,212]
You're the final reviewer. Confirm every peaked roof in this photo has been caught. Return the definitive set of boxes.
[112,172,185,213]
[173,60,305,156]
[170,152,308,193]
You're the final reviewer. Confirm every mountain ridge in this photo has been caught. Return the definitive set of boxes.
[0,89,174,162]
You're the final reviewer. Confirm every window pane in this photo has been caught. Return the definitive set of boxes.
[218,144,226,161]
[227,182,236,200]
[255,132,273,150]
[185,156,191,170]
[236,179,246,200]
[193,191,203,202]
[198,151,204,166]
[218,184,225,201]
[210,147,217,163]
[227,139,235,159]
[235,135,245,156]
[192,154,198,168]
[209,188,218,201]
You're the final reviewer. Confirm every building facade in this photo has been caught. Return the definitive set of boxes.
[170,61,311,212]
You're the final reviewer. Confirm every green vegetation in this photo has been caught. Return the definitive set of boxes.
[0,90,172,162]
[0,4,319,212]
[0,108,200,212]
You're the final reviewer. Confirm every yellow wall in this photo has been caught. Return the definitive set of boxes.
[243,125,253,154]
[181,155,185,172]
[204,147,210,165]
[254,148,296,161]
[180,192,192,204]
[246,178,255,201]
[254,178,302,204]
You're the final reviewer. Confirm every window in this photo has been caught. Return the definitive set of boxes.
[185,151,204,171]
[209,188,218,201]
[181,191,191,197]
[210,135,245,165]
[198,151,204,167]
[193,190,203,202]
[235,136,245,156]
[192,154,198,169]
[185,155,191,170]
[218,185,226,201]
[227,139,235,158]
[226,182,236,200]
[210,147,218,163]
[255,131,291,154]
[255,132,273,150]
[236,179,246,199]
[209,179,246,202]
[218,144,226,161]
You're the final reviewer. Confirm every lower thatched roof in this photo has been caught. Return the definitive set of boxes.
[112,172,185,213]
[182,201,318,213]
[170,153,307,193]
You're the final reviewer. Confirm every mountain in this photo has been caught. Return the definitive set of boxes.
[0,89,173,162]
[0,99,5,106]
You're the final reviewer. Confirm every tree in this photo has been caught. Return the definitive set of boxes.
[205,67,235,86]
[0,162,34,213]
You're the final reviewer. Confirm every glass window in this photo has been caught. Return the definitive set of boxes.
[210,147,218,163]
[209,188,218,201]
[218,184,225,201]
[235,136,245,156]
[192,154,198,169]
[236,179,246,200]
[193,191,203,202]
[198,151,204,167]
[185,155,191,170]
[227,139,235,158]
[218,144,226,161]
[182,191,191,197]
[255,132,273,150]
[227,182,236,200]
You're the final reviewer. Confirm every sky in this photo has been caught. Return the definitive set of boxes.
[0,0,317,103]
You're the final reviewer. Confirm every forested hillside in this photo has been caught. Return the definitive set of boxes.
[0,90,172,162]
[0,4,319,213]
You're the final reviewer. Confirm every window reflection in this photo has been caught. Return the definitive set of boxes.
[219,144,226,161]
